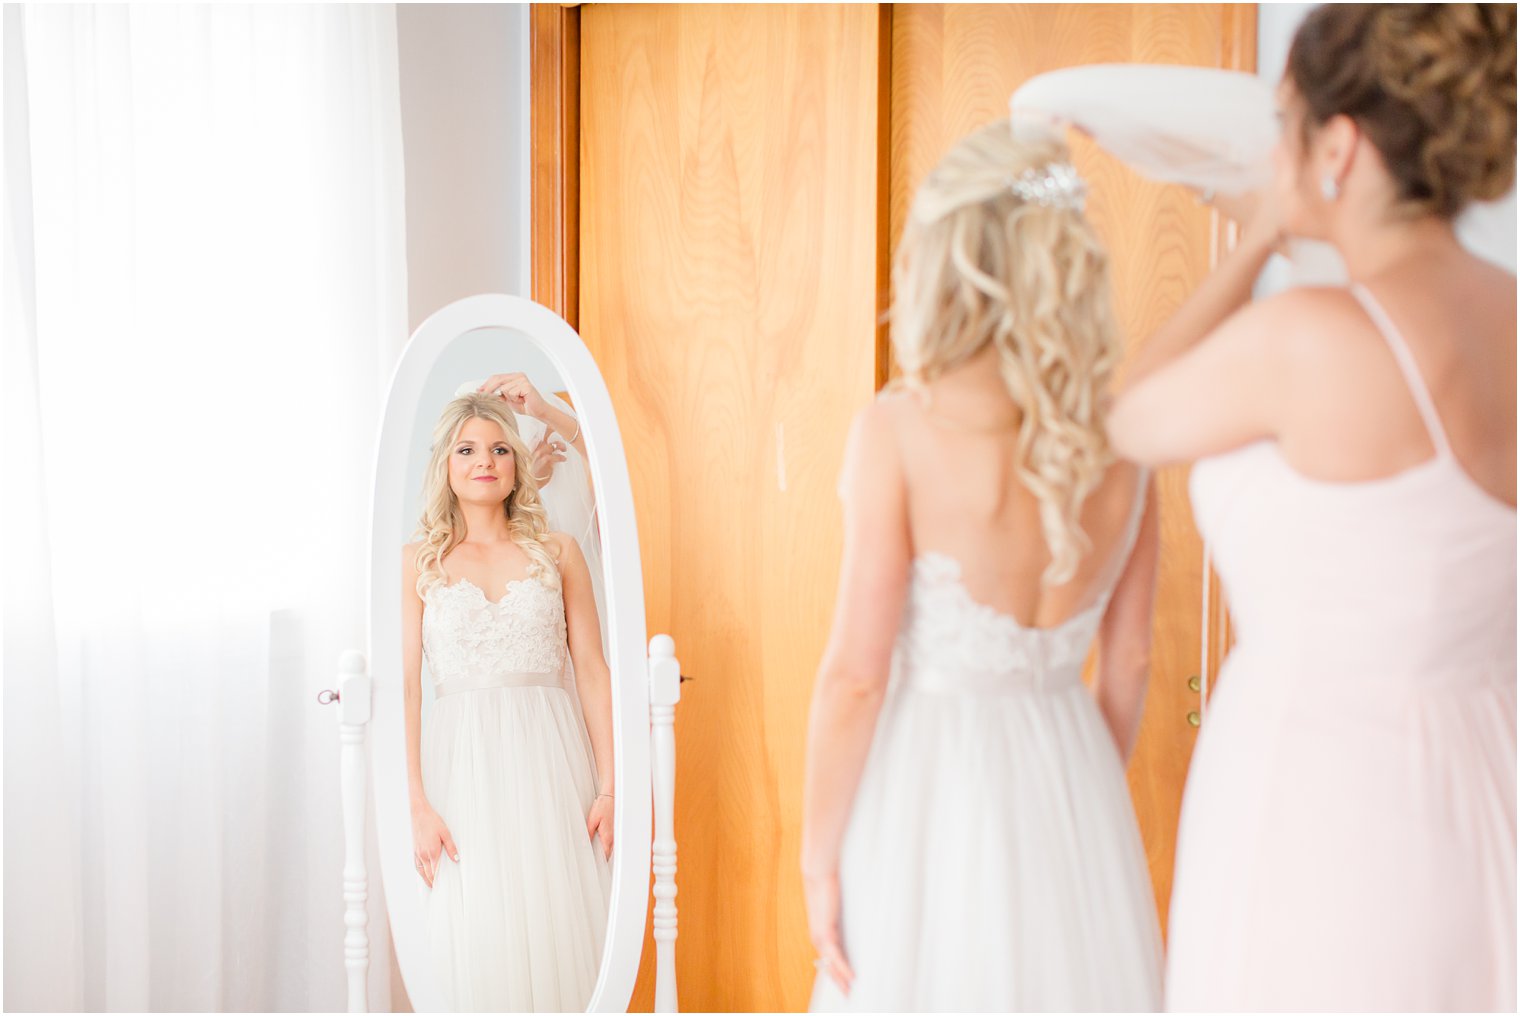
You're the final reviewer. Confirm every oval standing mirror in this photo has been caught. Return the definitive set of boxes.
[368,295,651,1012]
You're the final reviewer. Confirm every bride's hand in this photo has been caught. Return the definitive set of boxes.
[411,804,458,888]
[478,372,550,420]
[803,869,854,996]
[587,794,614,859]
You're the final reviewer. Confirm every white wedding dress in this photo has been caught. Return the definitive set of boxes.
[811,489,1162,1012]
[421,573,612,1012]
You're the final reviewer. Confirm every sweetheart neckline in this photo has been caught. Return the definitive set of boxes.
[433,574,542,606]
[913,551,1106,634]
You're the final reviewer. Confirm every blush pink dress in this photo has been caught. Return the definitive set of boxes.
[1166,284,1517,1011]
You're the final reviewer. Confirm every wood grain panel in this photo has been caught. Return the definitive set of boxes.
[579,5,886,1010]
[890,3,1255,936]
[530,3,579,328]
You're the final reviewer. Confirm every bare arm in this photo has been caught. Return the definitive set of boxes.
[1118,207,1278,393]
[541,403,596,503]
[800,403,912,993]
[559,534,616,859]
[800,404,911,876]
[539,401,589,466]
[1108,200,1285,466]
[1092,479,1160,762]
[560,535,614,795]
[1109,288,1332,466]
[478,372,590,464]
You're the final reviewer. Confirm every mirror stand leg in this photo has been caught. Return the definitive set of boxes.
[649,636,682,1013]
[336,651,373,1012]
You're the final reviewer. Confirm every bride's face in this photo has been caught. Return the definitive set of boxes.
[448,416,515,506]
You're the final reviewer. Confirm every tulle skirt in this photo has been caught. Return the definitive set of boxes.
[811,680,1163,1012]
[421,684,612,1012]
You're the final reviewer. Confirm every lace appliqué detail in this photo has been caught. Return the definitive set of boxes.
[423,577,568,685]
[897,553,1106,694]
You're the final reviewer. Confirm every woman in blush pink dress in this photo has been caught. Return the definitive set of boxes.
[1110,5,1516,1011]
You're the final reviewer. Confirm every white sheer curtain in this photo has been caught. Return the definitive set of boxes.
[3,5,407,1010]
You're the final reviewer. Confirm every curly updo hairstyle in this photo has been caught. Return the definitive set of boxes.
[1286,3,1517,220]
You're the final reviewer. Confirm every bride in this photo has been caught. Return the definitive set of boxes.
[402,386,614,1012]
[801,122,1163,1011]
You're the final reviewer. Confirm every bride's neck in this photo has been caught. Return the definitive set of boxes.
[921,344,1021,427]
[458,501,514,543]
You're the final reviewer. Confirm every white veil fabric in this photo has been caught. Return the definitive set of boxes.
[1009,64,1517,285]
[1010,64,1279,197]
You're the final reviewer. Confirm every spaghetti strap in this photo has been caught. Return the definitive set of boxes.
[1349,284,1454,460]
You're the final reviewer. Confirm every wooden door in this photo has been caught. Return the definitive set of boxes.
[545,3,1250,1010]
[577,5,888,1010]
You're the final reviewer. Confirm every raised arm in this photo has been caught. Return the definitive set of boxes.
[1109,197,1286,466]
[800,401,912,994]
[1092,478,1160,762]
[478,372,590,464]
[558,533,616,859]
[1108,286,1344,467]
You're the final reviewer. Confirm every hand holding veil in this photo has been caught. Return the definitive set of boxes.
[1009,64,1516,282]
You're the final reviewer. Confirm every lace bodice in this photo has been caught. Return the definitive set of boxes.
[881,430,1147,695]
[896,553,1111,695]
[422,576,569,687]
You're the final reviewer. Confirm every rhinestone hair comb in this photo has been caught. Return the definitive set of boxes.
[1006,162,1088,211]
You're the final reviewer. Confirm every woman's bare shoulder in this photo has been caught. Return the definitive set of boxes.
[544,530,579,561]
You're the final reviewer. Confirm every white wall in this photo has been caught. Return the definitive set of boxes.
[397,3,531,333]
[389,11,533,1006]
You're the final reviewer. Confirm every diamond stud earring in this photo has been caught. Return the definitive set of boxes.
[1320,175,1341,201]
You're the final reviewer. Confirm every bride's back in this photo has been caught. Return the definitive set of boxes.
[884,121,1136,629]
[883,378,1143,630]
[804,127,1166,1015]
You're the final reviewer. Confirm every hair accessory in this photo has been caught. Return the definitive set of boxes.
[1007,161,1088,211]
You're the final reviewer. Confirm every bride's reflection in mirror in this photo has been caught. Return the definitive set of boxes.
[401,378,614,1012]
[472,372,607,634]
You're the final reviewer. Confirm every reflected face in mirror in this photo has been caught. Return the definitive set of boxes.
[402,375,614,1012]
[373,306,653,1016]
[447,417,516,504]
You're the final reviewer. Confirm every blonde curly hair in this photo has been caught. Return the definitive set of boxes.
[891,122,1119,586]
[413,393,559,597]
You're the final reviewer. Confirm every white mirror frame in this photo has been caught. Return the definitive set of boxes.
[363,294,655,1013]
